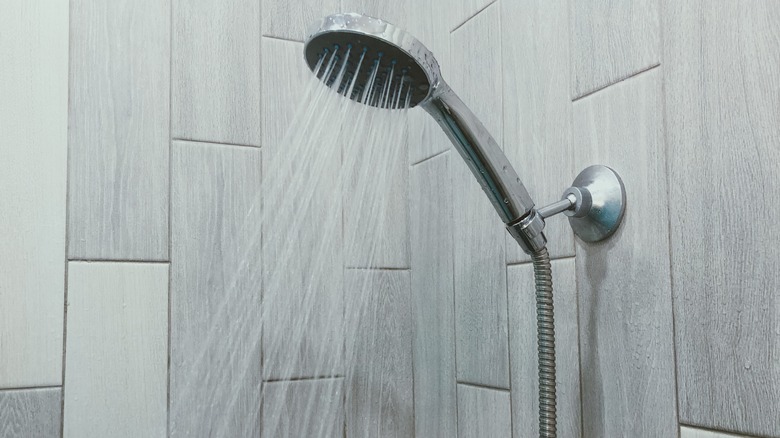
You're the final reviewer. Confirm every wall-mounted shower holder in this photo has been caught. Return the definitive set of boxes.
[506,165,626,252]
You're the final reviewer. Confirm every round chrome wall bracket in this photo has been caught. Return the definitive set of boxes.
[563,165,626,242]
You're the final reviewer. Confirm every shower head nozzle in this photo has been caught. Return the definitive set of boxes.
[304,13,441,108]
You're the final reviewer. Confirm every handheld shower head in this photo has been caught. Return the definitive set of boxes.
[305,13,545,253]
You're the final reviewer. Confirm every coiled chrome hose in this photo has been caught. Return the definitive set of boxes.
[532,247,556,438]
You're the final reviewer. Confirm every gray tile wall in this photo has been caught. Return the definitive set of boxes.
[3,0,779,437]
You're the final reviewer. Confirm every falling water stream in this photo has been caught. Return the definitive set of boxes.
[257,47,414,436]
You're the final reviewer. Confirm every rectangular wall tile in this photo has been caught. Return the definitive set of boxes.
[63,262,167,438]
[261,37,344,379]
[448,0,495,32]
[573,68,677,437]
[173,0,261,146]
[664,2,780,436]
[262,0,339,42]
[68,0,169,260]
[681,426,755,438]
[501,0,575,264]
[345,270,413,437]
[0,0,67,388]
[0,388,61,438]
[341,0,408,33]
[407,0,452,165]
[410,153,457,438]
[507,259,581,438]
[570,0,660,98]
[456,384,511,438]
[262,379,344,437]
[342,110,409,269]
[170,142,263,437]
[450,3,510,389]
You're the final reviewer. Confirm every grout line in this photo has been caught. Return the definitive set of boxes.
[0,385,62,393]
[344,266,410,271]
[411,148,449,167]
[172,138,261,149]
[506,254,576,268]
[67,259,171,264]
[451,0,498,34]
[456,381,510,393]
[263,376,344,384]
[61,1,74,434]
[657,3,682,436]
[167,0,174,435]
[572,63,661,103]
[678,424,767,438]
[261,34,304,44]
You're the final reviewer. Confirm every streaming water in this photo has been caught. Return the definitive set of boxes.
[252,49,414,436]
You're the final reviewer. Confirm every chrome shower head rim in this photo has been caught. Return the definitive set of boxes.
[304,12,442,108]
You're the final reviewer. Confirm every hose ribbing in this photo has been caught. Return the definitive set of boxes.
[531,247,556,438]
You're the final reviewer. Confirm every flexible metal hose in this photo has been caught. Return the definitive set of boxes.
[532,247,556,438]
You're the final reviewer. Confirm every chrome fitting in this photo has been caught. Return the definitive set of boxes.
[506,210,547,255]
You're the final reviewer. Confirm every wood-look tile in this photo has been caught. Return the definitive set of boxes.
[262,0,340,42]
[68,0,169,260]
[410,153,457,438]
[407,0,452,165]
[0,0,67,388]
[570,0,660,98]
[573,68,677,437]
[172,0,261,146]
[665,2,780,436]
[262,379,344,437]
[501,0,575,264]
[0,388,61,438]
[261,37,344,379]
[681,426,754,438]
[345,270,413,438]
[342,109,410,269]
[450,3,510,389]
[170,142,263,437]
[63,262,167,438]
[456,384,511,438]
[507,259,581,438]
[448,0,496,33]
[341,0,408,33]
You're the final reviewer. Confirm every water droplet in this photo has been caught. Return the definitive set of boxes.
[504,198,509,204]
[744,361,752,370]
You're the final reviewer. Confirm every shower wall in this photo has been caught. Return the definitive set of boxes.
[2,0,779,438]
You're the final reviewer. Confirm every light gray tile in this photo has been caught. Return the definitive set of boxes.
[172,0,261,146]
[456,384,511,438]
[507,259,581,438]
[170,142,263,437]
[570,0,660,98]
[341,0,408,32]
[261,37,344,379]
[681,426,754,438]
[450,3,510,389]
[63,262,168,438]
[262,0,340,42]
[573,68,677,437]
[448,0,495,32]
[0,0,67,388]
[262,379,344,437]
[410,153,457,438]
[407,0,452,165]
[0,388,61,438]
[664,1,780,436]
[342,109,410,269]
[501,0,575,264]
[345,270,413,438]
[68,0,169,260]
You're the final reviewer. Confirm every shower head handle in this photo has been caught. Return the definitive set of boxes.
[421,81,536,226]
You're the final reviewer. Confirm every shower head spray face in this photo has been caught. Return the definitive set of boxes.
[304,13,441,108]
